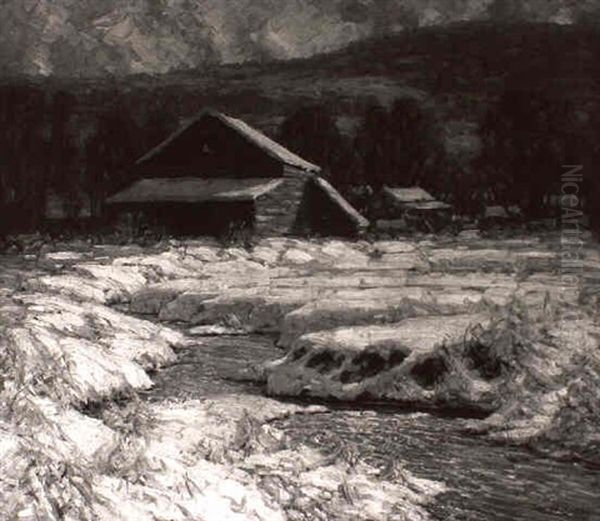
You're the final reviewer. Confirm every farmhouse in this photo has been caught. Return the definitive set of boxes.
[377,186,452,231]
[106,108,368,237]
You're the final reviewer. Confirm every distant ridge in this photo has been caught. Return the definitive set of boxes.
[0,0,599,77]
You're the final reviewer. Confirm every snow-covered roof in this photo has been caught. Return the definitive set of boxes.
[136,108,320,173]
[383,186,435,203]
[106,177,284,204]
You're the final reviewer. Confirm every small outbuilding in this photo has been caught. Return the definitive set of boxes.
[480,205,523,227]
[106,108,368,237]
[377,186,452,231]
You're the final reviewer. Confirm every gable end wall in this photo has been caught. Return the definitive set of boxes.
[254,170,310,236]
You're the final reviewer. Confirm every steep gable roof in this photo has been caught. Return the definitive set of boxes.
[137,108,320,173]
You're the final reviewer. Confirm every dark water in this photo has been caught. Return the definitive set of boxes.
[276,412,600,521]
[143,334,278,400]
[145,335,600,521]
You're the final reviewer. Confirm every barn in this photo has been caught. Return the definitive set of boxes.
[105,108,368,237]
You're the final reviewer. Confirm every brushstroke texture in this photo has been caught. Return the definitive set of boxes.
[0,0,599,76]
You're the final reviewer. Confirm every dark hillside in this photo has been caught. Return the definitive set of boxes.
[0,22,598,232]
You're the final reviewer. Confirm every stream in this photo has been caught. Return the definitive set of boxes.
[144,334,600,521]
[2,246,598,520]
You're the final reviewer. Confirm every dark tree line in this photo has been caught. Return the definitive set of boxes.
[278,91,598,230]
[0,85,48,232]
[278,98,445,191]
[0,83,597,236]
[0,85,177,234]
[478,87,599,231]
[477,89,582,215]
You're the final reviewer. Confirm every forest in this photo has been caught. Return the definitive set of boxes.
[0,79,597,236]
[2,20,599,236]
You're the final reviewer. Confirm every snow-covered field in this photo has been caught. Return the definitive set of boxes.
[0,232,598,519]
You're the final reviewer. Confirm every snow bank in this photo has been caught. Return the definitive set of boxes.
[268,313,495,409]
[0,241,450,520]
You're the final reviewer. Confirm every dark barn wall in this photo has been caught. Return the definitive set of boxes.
[254,171,309,236]
[135,115,283,178]
[105,176,363,238]
[300,178,362,237]
[108,201,254,237]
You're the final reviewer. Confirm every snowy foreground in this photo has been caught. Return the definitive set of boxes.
[0,234,598,520]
